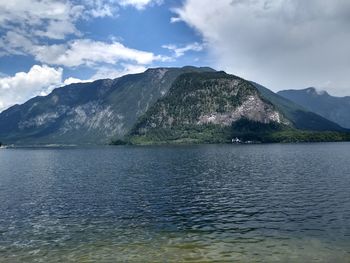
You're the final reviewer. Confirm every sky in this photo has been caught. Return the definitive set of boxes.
[0,0,349,112]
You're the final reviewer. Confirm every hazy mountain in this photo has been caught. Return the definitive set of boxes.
[252,83,344,131]
[278,88,350,129]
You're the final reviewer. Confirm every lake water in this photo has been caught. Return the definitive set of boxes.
[0,143,350,262]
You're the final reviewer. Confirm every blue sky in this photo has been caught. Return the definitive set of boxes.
[0,0,349,112]
[0,0,208,79]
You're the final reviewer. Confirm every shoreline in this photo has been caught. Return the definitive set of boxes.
[2,140,350,149]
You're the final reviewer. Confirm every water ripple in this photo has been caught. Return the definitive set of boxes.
[0,143,350,262]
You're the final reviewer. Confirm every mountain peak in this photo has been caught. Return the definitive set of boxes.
[130,71,290,144]
[305,87,329,96]
[145,66,216,72]
[278,87,350,129]
[0,66,218,145]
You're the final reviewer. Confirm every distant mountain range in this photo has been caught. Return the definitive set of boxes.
[251,83,344,132]
[0,67,348,145]
[278,88,350,129]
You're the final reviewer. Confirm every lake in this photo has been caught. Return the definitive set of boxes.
[0,143,350,262]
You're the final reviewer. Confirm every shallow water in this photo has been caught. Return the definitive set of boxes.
[0,143,350,262]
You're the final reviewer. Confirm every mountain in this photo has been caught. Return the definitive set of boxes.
[252,83,345,131]
[129,72,347,144]
[278,88,350,129]
[0,67,347,146]
[0,66,215,145]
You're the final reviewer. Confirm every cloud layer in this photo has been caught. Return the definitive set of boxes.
[0,65,63,112]
[0,0,160,40]
[174,0,350,95]
[162,42,204,58]
[2,32,164,67]
[119,0,162,10]
[0,63,152,112]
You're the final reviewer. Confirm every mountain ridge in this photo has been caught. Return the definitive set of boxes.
[129,71,290,144]
[128,72,348,145]
[0,66,347,145]
[252,83,345,132]
[278,88,350,129]
[0,66,216,145]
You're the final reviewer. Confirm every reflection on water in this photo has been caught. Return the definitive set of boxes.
[0,143,350,262]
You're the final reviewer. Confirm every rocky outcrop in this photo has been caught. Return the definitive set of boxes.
[132,71,289,137]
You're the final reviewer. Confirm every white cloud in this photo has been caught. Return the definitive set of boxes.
[0,1,143,42]
[0,65,63,112]
[0,0,168,86]
[2,32,166,67]
[0,62,150,112]
[63,77,92,86]
[174,0,350,96]
[162,42,204,58]
[33,39,162,67]
[91,64,147,79]
[63,64,147,85]
[0,0,84,40]
[170,16,182,23]
[0,0,160,40]
[34,20,81,40]
[118,0,162,10]
[83,0,119,18]
[0,0,162,46]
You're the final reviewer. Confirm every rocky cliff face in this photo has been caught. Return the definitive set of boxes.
[131,72,289,141]
[197,95,283,126]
